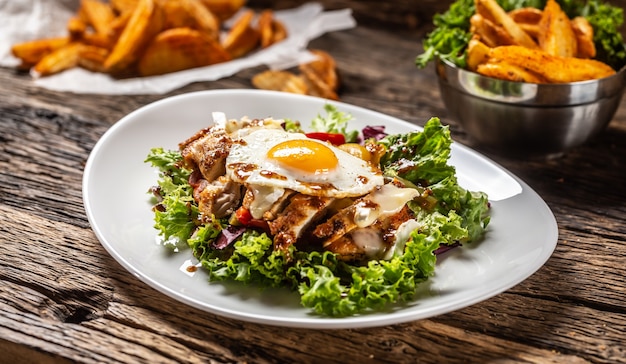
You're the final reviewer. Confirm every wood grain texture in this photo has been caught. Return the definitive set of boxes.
[2,0,626,363]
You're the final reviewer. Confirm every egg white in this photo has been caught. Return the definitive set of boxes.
[225,128,384,198]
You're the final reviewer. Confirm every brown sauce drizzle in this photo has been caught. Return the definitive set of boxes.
[227,162,257,180]
[260,170,288,180]
[299,181,336,192]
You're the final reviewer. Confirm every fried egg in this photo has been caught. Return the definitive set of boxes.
[225,128,384,198]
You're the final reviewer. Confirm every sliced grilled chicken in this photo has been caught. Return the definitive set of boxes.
[313,184,419,247]
[268,194,334,250]
[179,125,232,183]
[325,205,417,262]
[194,175,243,219]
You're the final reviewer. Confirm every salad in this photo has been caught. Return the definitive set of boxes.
[145,105,490,317]
[416,0,626,71]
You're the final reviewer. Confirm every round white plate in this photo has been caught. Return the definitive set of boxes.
[83,89,558,329]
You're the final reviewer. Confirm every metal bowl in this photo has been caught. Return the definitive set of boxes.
[436,59,626,157]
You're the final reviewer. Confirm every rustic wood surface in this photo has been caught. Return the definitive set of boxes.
[1,0,626,363]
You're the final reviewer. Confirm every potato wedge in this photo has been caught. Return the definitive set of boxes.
[33,43,83,77]
[537,0,577,57]
[104,0,164,73]
[571,16,596,59]
[252,70,308,95]
[470,13,514,47]
[67,17,88,39]
[11,37,70,66]
[299,49,338,91]
[476,61,547,83]
[78,45,110,73]
[253,49,339,98]
[516,23,540,41]
[81,32,114,49]
[198,0,245,21]
[161,1,195,29]
[488,45,616,82]
[508,7,542,40]
[475,0,538,49]
[81,0,116,35]
[466,38,491,71]
[181,0,220,40]
[258,10,288,48]
[271,19,288,44]
[107,10,133,42]
[300,67,338,100]
[110,0,138,14]
[222,10,260,58]
[138,27,231,76]
[508,7,543,24]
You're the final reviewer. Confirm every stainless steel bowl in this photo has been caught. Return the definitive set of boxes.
[436,59,626,157]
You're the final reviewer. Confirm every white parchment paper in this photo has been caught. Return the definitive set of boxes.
[0,1,355,94]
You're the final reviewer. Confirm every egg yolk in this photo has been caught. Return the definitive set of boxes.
[267,139,338,174]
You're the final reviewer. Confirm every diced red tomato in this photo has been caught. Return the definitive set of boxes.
[235,207,269,231]
[305,132,345,146]
[235,207,252,225]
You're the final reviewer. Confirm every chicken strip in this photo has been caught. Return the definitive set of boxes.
[179,125,232,182]
[313,184,419,247]
[192,175,242,219]
[268,194,334,250]
[325,205,417,262]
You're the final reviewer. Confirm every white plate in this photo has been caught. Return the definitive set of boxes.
[83,89,558,329]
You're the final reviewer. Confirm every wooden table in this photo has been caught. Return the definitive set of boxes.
[2,1,626,363]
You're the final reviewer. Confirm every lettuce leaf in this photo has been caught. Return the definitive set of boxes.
[379,118,490,245]
[145,147,191,186]
[579,0,626,70]
[378,117,456,186]
[310,104,359,143]
[202,230,290,287]
[415,0,474,68]
[145,148,196,249]
[292,233,439,317]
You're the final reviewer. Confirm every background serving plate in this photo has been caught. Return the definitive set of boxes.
[82,89,558,329]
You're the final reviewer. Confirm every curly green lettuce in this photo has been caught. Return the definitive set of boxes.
[145,116,490,316]
[416,0,626,71]
[310,104,359,143]
[415,0,475,69]
[145,148,196,249]
[379,118,490,243]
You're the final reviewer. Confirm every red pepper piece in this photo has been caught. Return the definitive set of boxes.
[305,132,345,145]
